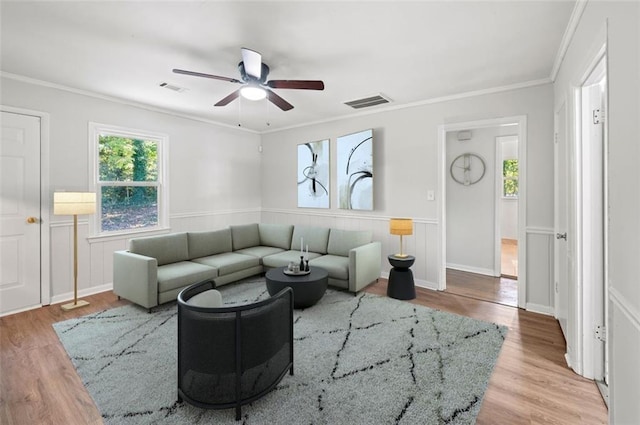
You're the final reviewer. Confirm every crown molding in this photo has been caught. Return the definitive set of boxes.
[261,77,552,134]
[549,0,589,82]
[0,71,259,134]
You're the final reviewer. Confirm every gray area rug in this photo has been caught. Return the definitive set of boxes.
[53,277,507,424]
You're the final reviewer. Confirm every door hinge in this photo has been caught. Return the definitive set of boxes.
[554,132,558,144]
[595,325,606,342]
[593,108,603,125]
[555,281,558,293]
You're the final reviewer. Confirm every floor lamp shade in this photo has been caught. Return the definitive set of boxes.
[53,192,96,310]
[53,192,96,215]
[390,218,413,257]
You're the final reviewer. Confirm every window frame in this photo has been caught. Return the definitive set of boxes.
[88,122,169,238]
[502,158,519,199]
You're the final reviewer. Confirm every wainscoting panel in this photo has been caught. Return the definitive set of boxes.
[170,209,261,232]
[525,227,554,315]
[261,209,439,289]
[608,288,640,423]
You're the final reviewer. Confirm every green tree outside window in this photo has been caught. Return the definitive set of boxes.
[503,159,518,198]
[98,135,159,232]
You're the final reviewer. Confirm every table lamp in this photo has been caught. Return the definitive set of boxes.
[390,218,413,258]
[53,192,96,310]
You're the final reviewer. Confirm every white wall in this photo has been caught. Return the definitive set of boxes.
[1,76,262,302]
[553,1,640,422]
[446,127,509,276]
[260,84,554,304]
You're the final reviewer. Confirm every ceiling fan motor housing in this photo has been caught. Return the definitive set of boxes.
[238,62,270,84]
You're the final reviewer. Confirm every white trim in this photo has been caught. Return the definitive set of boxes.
[50,283,113,305]
[494,140,502,277]
[526,226,554,235]
[446,264,496,278]
[609,287,640,332]
[261,208,439,225]
[172,208,263,220]
[550,0,589,81]
[526,303,555,316]
[87,122,170,237]
[0,71,259,134]
[263,79,550,134]
[438,115,528,305]
[0,105,52,306]
[380,271,437,291]
[567,24,608,380]
[2,71,550,136]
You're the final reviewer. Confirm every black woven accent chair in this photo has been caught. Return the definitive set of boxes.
[177,281,294,421]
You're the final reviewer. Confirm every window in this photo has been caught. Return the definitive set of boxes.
[503,159,518,198]
[90,123,168,235]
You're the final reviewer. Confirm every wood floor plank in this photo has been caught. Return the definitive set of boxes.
[0,279,608,424]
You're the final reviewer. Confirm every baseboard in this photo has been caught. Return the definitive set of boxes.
[525,302,555,316]
[380,271,438,291]
[446,263,497,277]
[49,283,114,305]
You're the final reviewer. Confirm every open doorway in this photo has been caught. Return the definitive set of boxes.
[497,135,519,280]
[437,116,527,308]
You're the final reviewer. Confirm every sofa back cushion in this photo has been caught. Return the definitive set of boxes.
[259,223,293,250]
[291,226,330,255]
[187,229,232,259]
[327,229,372,257]
[230,223,261,250]
[129,232,189,266]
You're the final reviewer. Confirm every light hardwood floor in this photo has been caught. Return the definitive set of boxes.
[1,279,607,425]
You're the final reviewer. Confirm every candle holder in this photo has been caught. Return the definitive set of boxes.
[299,255,305,271]
[304,259,309,272]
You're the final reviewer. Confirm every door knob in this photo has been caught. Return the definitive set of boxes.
[26,217,38,224]
[556,232,567,240]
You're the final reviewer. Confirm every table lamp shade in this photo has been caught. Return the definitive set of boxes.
[53,192,96,215]
[389,218,413,236]
[390,218,413,257]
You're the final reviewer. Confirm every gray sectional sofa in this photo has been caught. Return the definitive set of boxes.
[113,223,381,310]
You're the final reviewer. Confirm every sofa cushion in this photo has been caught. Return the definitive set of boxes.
[192,252,261,276]
[309,255,349,281]
[235,246,285,260]
[157,261,217,293]
[327,229,372,257]
[187,229,232,259]
[259,223,293,250]
[130,233,189,266]
[291,226,330,255]
[230,223,261,250]
[262,250,322,268]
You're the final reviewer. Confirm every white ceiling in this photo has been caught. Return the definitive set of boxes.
[1,1,575,132]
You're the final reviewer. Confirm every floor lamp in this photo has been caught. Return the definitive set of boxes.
[53,192,96,311]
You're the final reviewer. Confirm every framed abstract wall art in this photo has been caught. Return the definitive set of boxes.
[337,129,373,210]
[297,139,330,208]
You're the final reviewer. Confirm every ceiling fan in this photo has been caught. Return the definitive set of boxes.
[173,48,324,111]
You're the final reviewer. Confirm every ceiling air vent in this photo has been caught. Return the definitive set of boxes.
[159,82,186,93]
[344,93,391,109]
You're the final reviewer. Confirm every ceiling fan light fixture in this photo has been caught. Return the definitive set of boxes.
[240,85,266,101]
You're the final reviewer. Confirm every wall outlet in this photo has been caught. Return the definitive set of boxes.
[427,190,435,201]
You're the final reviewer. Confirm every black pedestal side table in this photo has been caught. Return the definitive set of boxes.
[387,255,416,300]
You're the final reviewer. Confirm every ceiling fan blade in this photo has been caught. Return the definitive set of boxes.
[241,48,262,79]
[214,89,242,107]
[266,89,294,111]
[173,69,241,84]
[266,80,325,90]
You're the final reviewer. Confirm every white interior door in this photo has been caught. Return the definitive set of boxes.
[0,111,41,315]
[554,103,570,341]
